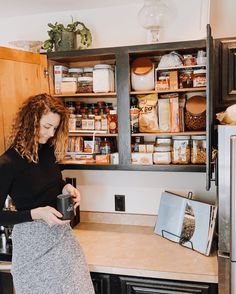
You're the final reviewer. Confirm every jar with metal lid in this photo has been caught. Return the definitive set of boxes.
[77,76,93,93]
[61,77,77,93]
[172,135,191,164]
[153,145,172,165]
[193,69,206,87]
[68,68,83,78]
[191,135,206,164]
[93,64,115,93]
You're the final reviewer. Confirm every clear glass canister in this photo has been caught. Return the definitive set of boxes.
[77,77,93,93]
[153,145,172,164]
[191,135,206,164]
[172,135,191,164]
[83,67,93,78]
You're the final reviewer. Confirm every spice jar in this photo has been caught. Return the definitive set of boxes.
[108,110,118,134]
[153,145,172,165]
[77,77,93,93]
[100,138,112,154]
[185,95,206,131]
[193,69,206,87]
[172,135,191,164]
[179,70,193,88]
[68,114,76,131]
[191,135,206,164]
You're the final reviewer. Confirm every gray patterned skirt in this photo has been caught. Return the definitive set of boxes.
[11,220,95,294]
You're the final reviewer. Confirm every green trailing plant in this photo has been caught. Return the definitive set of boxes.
[42,20,92,52]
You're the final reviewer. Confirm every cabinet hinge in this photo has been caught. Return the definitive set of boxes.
[44,68,49,77]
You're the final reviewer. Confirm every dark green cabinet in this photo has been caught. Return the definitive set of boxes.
[90,272,218,294]
[214,38,236,111]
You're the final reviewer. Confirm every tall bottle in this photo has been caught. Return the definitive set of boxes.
[130,96,139,133]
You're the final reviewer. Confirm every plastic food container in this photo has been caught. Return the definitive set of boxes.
[172,135,191,164]
[191,135,206,164]
[93,64,115,93]
[61,77,77,93]
[68,67,83,78]
[193,69,206,87]
[153,145,172,164]
[131,57,154,91]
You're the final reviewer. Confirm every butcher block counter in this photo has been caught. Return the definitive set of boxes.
[73,222,218,284]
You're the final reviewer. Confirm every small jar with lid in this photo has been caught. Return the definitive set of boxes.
[61,77,77,93]
[193,69,206,87]
[100,138,112,154]
[83,67,93,78]
[77,76,93,93]
[191,135,206,164]
[93,64,115,93]
[68,114,76,131]
[153,145,172,165]
[172,135,191,164]
[94,115,102,131]
[185,96,206,131]
[68,67,83,79]
[154,136,172,148]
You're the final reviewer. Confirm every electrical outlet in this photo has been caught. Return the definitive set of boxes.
[115,195,125,211]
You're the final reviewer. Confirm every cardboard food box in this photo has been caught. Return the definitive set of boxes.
[95,154,110,164]
[54,65,68,94]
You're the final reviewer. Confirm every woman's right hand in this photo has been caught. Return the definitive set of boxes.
[30,206,70,226]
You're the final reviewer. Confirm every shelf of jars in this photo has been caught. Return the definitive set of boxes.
[54,92,117,98]
[131,131,206,137]
[130,87,206,95]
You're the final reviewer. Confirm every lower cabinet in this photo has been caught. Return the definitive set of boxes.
[0,272,14,294]
[90,272,218,294]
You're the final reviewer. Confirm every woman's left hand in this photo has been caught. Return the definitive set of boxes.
[62,183,80,213]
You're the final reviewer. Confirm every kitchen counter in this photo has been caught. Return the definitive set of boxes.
[73,222,218,284]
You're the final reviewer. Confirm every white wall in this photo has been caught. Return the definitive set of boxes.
[0,0,219,215]
[0,0,210,48]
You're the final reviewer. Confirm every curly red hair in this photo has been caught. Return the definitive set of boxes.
[8,93,69,163]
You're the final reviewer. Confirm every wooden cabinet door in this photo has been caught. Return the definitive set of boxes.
[0,47,49,155]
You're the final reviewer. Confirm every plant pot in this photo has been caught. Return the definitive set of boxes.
[55,31,76,51]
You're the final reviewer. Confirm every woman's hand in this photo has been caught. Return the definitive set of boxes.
[30,206,70,226]
[62,183,81,213]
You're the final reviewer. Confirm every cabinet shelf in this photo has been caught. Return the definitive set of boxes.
[59,162,206,172]
[54,92,116,98]
[131,131,206,137]
[69,131,118,137]
[130,87,206,95]
[155,64,206,71]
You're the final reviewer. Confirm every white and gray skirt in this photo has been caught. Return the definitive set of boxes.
[11,220,95,294]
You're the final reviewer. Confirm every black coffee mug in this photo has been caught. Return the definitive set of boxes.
[57,194,75,220]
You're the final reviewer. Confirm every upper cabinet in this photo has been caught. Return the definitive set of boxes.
[214,38,236,110]
[0,47,49,154]
[47,34,213,186]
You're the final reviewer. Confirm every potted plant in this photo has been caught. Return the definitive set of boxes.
[42,20,92,52]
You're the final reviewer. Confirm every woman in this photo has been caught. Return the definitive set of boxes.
[0,93,94,294]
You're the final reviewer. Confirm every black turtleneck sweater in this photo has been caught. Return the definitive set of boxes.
[0,144,65,225]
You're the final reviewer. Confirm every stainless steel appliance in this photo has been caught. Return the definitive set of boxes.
[218,125,236,294]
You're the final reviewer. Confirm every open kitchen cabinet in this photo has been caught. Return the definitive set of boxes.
[0,26,214,189]
[0,46,49,155]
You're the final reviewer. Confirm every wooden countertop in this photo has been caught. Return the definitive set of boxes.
[73,222,218,283]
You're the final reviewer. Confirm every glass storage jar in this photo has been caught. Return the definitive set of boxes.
[191,135,206,164]
[83,67,93,78]
[172,135,191,164]
[185,95,206,131]
[77,76,93,93]
[153,145,172,165]
[68,67,83,79]
[193,69,206,87]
